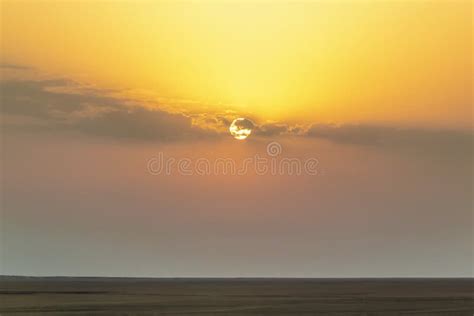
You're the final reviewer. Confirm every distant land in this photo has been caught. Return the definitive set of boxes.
[1,276,472,315]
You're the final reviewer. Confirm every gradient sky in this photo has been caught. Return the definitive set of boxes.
[0,0,472,277]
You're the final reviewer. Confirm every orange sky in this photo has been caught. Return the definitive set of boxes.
[1,0,472,129]
[1,1,473,278]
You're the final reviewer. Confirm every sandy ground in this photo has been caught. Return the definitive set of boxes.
[0,277,472,315]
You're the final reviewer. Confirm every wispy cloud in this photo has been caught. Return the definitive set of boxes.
[0,63,33,70]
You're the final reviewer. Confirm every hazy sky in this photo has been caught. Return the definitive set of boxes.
[0,0,472,277]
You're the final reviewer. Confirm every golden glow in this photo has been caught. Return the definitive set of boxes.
[1,1,471,128]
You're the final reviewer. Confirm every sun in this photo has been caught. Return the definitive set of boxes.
[229,118,254,140]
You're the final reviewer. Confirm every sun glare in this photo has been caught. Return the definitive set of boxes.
[229,118,254,140]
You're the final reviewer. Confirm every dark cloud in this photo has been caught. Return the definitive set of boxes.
[232,118,255,130]
[78,108,208,141]
[254,123,290,137]
[307,124,393,145]
[252,122,306,137]
[306,123,473,154]
[1,79,114,118]
[0,79,216,141]
[215,115,233,127]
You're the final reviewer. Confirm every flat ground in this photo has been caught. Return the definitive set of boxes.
[0,277,472,315]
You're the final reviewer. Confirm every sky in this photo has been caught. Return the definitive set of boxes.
[0,0,472,277]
